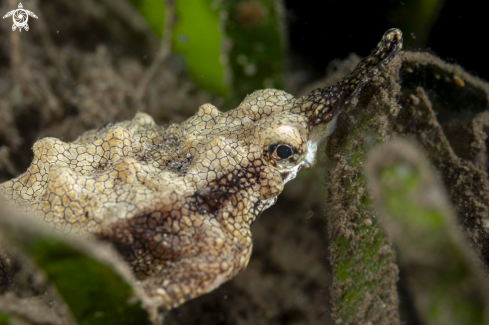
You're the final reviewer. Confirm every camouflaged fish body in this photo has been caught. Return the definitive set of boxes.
[0,29,402,309]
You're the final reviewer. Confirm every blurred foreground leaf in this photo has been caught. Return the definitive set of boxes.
[366,139,488,325]
[0,211,150,325]
[0,313,9,325]
[29,242,147,325]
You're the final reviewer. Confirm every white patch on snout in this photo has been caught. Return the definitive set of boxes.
[280,139,319,185]
[259,140,318,213]
[262,117,336,211]
[279,116,338,185]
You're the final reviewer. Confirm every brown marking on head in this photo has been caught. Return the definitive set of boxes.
[0,29,403,310]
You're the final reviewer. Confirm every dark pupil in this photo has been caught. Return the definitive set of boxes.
[276,145,292,159]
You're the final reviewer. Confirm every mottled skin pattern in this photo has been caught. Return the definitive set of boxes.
[0,29,402,310]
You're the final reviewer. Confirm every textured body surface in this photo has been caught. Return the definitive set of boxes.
[0,29,402,310]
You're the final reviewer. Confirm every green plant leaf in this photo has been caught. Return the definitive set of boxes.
[128,0,286,103]
[0,313,9,325]
[0,215,150,325]
[223,0,285,104]
[27,241,148,325]
[366,140,488,325]
[173,0,228,96]
[128,0,166,38]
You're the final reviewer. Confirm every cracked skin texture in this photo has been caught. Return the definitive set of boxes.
[0,29,402,310]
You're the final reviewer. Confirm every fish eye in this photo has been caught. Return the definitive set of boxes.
[270,144,295,160]
[263,124,307,170]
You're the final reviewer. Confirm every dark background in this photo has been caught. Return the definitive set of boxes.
[285,0,487,83]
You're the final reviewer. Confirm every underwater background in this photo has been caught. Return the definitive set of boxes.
[1,1,489,324]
